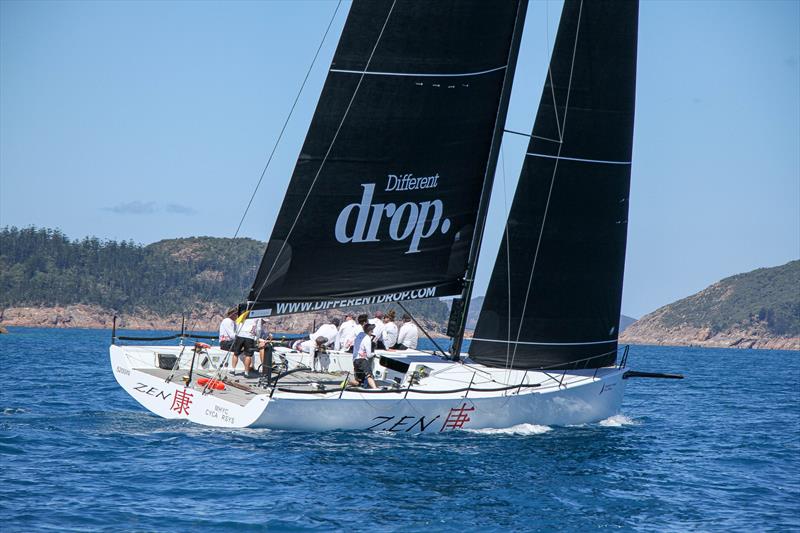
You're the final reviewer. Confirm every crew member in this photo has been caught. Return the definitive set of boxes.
[313,336,330,373]
[218,307,238,352]
[338,313,359,352]
[381,310,398,349]
[349,323,377,389]
[310,318,340,349]
[369,312,386,349]
[395,314,419,350]
[256,317,273,377]
[232,314,261,377]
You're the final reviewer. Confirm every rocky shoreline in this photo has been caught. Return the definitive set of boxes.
[620,319,799,351]
[0,305,451,338]
[3,305,796,349]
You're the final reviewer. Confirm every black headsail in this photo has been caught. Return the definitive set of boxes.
[248,0,528,317]
[469,0,639,369]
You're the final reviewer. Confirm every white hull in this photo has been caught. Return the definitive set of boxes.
[111,344,625,433]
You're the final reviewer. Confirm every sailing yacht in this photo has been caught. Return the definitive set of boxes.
[111,0,646,432]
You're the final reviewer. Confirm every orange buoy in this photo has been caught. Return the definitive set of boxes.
[197,377,225,390]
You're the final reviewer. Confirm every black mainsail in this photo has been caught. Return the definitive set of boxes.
[469,0,639,369]
[248,0,527,317]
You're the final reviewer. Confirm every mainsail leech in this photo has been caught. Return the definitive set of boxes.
[247,0,527,318]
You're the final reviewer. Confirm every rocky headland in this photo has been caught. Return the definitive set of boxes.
[621,260,799,350]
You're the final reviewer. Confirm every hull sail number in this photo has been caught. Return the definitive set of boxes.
[335,173,449,254]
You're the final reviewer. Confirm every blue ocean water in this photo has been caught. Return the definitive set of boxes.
[1,327,798,532]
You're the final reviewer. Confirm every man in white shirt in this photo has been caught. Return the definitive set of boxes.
[292,336,330,372]
[381,310,398,349]
[337,313,359,352]
[396,314,419,350]
[309,318,340,349]
[369,312,385,348]
[348,323,377,389]
[218,307,238,352]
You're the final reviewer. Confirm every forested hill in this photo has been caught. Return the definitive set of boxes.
[621,260,800,350]
[0,227,450,330]
[0,227,263,314]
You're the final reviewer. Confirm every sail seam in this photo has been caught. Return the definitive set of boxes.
[526,152,631,165]
[329,65,507,78]
[473,337,616,346]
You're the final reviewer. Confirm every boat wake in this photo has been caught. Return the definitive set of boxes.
[466,423,552,436]
[598,414,638,427]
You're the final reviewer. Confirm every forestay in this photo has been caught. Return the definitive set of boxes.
[470,0,639,369]
[247,0,524,317]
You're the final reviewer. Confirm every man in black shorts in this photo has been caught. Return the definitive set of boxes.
[348,323,377,388]
[232,315,260,377]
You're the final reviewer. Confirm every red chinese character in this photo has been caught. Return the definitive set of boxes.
[440,403,476,431]
[171,388,193,415]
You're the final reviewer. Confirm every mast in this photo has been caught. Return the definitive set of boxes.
[449,0,529,359]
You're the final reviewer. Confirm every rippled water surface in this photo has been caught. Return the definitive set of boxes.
[1,328,798,531]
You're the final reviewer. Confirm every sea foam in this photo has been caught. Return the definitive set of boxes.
[598,414,638,427]
[466,423,552,435]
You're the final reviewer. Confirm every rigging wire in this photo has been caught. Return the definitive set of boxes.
[233,0,344,240]
[397,301,449,358]
[196,0,396,391]
[449,0,528,358]
[176,1,345,385]
[252,0,398,302]
[504,129,561,144]
[509,0,584,370]
[499,143,513,381]
[545,0,564,142]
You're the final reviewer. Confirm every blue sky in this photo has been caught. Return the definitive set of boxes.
[1,0,798,318]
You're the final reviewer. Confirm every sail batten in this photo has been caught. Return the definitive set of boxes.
[469,0,639,369]
[526,152,632,165]
[472,338,617,347]
[249,0,526,317]
[329,65,508,77]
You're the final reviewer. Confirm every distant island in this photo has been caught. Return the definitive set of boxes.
[621,260,799,350]
[0,227,449,334]
[2,227,797,350]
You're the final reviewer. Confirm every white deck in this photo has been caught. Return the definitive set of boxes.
[111,344,626,432]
